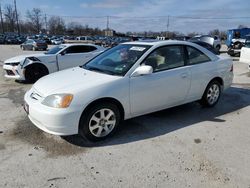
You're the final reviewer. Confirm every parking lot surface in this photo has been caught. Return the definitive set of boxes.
[0,45,250,188]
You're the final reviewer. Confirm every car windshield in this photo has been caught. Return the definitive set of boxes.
[45,45,66,54]
[83,44,151,76]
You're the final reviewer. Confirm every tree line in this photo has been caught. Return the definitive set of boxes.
[0,4,103,36]
[0,3,237,39]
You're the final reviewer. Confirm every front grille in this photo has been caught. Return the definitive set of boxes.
[5,62,20,66]
[6,70,15,75]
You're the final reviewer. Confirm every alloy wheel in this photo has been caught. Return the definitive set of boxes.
[89,108,116,137]
[207,84,220,105]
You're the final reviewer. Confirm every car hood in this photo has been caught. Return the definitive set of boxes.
[4,53,53,64]
[33,67,121,96]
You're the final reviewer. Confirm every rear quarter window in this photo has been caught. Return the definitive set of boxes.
[186,46,211,65]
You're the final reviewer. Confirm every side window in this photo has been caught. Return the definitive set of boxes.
[186,46,211,65]
[79,46,97,53]
[142,45,185,72]
[65,46,78,54]
[88,46,97,52]
[65,46,97,54]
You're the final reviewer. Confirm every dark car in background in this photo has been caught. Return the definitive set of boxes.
[0,35,5,44]
[16,36,27,44]
[5,36,19,44]
[20,39,48,51]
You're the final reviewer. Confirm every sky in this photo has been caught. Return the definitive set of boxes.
[1,0,250,34]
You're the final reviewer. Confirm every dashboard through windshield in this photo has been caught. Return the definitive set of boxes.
[83,44,151,76]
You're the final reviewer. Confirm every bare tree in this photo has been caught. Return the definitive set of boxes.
[67,22,84,35]
[48,16,65,35]
[4,4,16,32]
[209,29,220,36]
[26,8,43,33]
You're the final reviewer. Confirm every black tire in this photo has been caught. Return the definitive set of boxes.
[200,80,221,107]
[25,64,49,83]
[79,102,121,141]
[233,42,243,49]
[215,45,221,52]
[227,47,236,57]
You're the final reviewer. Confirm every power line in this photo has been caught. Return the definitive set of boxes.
[46,14,250,20]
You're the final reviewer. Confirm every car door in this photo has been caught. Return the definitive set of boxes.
[23,40,30,49]
[57,45,98,70]
[27,40,33,50]
[130,45,191,116]
[184,45,215,101]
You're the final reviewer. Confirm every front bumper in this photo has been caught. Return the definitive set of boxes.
[24,89,81,136]
[3,64,25,80]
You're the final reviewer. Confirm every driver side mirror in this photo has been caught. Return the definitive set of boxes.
[131,65,153,77]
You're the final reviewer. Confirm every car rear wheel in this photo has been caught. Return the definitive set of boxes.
[25,64,49,83]
[200,80,221,107]
[79,103,121,141]
[215,45,220,52]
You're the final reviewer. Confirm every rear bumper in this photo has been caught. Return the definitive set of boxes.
[35,45,47,50]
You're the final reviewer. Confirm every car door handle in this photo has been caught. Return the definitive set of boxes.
[180,73,188,78]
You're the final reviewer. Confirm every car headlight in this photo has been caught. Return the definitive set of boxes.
[42,94,73,108]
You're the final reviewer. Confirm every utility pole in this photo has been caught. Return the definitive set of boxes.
[0,2,4,34]
[14,0,20,35]
[166,15,170,38]
[106,16,109,30]
[44,14,47,33]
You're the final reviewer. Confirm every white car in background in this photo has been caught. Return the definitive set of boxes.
[51,38,64,45]
[24,40,233,141]
[192,35,221,52]
[3,43,105,82]
[239,39,250,69]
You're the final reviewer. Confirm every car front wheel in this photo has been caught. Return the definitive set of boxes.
[79,103,121,141]
[25,64,49,83]
[200,81,221,107]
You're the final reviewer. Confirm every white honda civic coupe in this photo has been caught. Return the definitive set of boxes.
[24,40,233,141]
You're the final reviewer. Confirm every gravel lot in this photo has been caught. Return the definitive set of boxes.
[0,45,250,188]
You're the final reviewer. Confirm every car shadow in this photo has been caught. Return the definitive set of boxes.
[62,86,250,147]
[15,80,34,84]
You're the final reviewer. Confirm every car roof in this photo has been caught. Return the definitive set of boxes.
[123,40,200,47]
[61,43,98,47]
